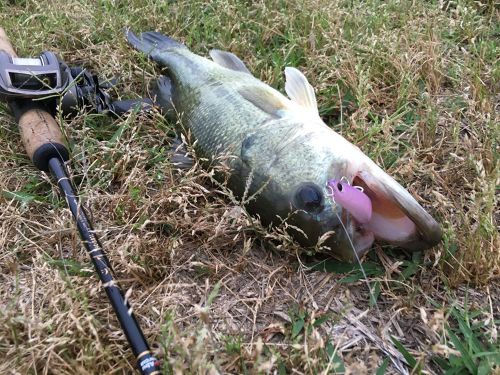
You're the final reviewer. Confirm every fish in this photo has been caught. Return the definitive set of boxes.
[126,30,442,260]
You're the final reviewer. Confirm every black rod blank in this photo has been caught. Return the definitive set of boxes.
[48,157,160,375]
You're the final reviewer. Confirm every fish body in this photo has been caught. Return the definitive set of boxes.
[126,31,441,260]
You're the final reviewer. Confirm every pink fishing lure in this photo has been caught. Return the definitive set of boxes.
[327,179,372,224]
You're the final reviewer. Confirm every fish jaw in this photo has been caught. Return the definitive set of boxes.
[314,165,441,260]
[348,159,442,252]
[286,201,376,260]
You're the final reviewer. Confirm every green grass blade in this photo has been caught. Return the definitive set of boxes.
[447,328,477,373]
[391,336,417,368]
[376,357,390,375]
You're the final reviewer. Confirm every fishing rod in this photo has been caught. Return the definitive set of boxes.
[0,28,160,375]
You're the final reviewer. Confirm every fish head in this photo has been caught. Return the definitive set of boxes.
[278,66,441,259]
[289,155,441,260]
[242,121,441,261]
[240,126,377,260]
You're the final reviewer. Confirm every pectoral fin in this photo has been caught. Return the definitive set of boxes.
[238,86,289,117]
[169,136,194,170]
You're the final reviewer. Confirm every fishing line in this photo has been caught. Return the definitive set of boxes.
[328,178,381,314]
[327,180,413,373]
[333,210,381,313]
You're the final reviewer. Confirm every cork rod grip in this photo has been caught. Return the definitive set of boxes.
[17,104,68,167]
[0,27,68,171]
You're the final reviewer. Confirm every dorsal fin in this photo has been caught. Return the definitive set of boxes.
[210,49,252,74]
[284,67,319,115]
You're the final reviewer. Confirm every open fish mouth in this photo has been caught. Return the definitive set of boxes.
[329,170,442,260]
[353,175,418,244]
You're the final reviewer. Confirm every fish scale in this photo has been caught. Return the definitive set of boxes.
[182,83,270,160]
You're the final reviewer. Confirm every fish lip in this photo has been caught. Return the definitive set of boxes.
[301,200,374,260]
[336,211,375,259]
[400,219,442,251]
[416,210,442,248]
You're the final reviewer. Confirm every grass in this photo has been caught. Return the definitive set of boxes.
[0,0,498,374]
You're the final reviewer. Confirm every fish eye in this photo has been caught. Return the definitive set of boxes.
[337,183,343,192]
[294,184,324,213]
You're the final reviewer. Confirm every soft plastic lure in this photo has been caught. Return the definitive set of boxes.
[327,178,372,224]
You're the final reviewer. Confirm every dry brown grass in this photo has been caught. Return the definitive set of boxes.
[0,0,498,374]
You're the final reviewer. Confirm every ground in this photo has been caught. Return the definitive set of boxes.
[0,0,498,374]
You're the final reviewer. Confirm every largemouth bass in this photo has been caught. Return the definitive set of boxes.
[126,31,441,260]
